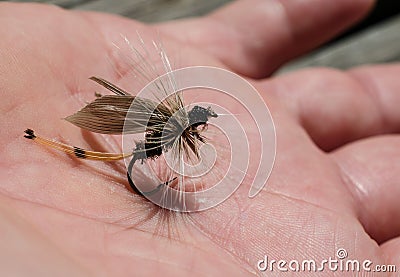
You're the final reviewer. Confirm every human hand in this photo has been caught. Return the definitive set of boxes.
[1,0,399,276]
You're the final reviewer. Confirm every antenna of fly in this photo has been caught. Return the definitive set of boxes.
[23,128,133,161]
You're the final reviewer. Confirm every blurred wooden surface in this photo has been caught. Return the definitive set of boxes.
[278,13,400,74]
[5,0,400,73]
[8,0,233,22]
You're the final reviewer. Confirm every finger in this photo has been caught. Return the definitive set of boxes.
[157,0,374,78]
[331,135,400,243]
[381,237,400,268]
[264,64,400,151]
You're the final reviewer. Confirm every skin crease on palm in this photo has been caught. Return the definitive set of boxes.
[1,0,400,275]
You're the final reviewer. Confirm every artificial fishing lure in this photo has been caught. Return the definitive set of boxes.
[24,75,218,197]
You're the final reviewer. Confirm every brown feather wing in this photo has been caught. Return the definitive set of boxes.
[65,95,172,134]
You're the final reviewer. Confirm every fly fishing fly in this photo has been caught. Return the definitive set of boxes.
[23,35,276,212]
[24,37,221,210]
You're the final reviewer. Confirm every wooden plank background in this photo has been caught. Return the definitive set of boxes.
[279,13,400,74]
[4,0,400,74]
[6,0,233,21]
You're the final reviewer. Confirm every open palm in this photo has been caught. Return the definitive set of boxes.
[1,0,399,276]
